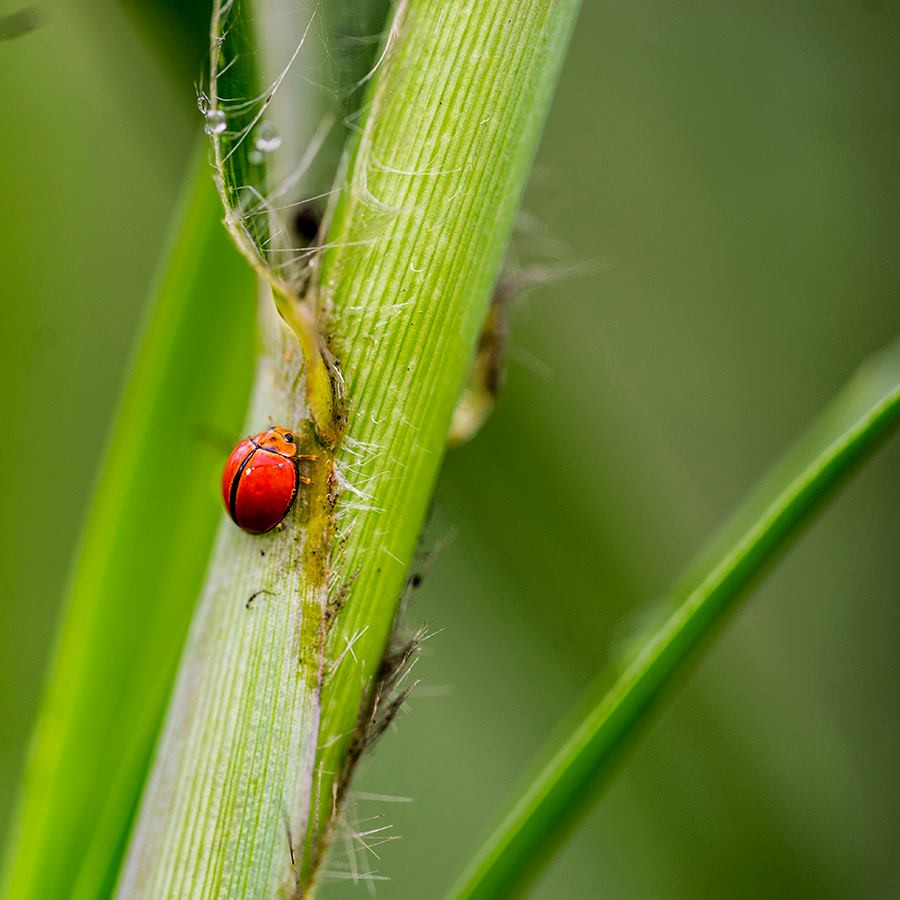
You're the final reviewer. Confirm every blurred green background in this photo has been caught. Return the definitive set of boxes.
[1,1,898,898]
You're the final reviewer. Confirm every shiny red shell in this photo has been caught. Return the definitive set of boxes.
[222,426,304,534]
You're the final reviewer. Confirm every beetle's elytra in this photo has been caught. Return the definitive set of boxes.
[221,426,316,534]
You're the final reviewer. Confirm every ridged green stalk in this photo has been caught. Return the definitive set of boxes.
[307,0,580,879]
[118,1,580,896]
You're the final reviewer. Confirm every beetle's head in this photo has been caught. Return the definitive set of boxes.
[254,426,298,458]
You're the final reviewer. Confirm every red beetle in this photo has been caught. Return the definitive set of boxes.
[221,426,317,534]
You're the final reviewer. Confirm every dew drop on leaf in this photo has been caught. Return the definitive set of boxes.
[204,108,227,136]
[254,121,282,153]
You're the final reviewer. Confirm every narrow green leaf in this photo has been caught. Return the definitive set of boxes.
[451,336,900,899]
[0,148,256,900]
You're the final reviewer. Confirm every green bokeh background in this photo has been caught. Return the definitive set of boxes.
[1,2,897,897]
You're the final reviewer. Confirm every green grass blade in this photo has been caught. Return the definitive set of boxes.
[451,336,900,899]
[0,148,256,900]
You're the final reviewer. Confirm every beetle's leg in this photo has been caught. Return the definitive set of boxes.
[299,475,313,486]
[297,454,318,461]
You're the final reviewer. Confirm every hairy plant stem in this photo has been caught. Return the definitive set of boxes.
[304,0,580,882]
[119,1,579,896]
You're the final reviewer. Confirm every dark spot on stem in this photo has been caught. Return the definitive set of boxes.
[246,589,275,609]
[292,203,322,244]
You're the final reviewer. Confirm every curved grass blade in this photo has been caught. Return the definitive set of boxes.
[451,336,900,899]
[203,0,391,443]
[0,148,256,900]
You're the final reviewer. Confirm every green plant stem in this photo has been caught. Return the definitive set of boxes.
[0,148,256,900]
[450,337,900,899]
[115,296,335,897]
[305,0,580,882]
[117,1,580,895]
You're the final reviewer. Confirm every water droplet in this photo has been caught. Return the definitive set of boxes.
[248,149,264,165]
[254,121,281,153]
[204,108,226,136]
